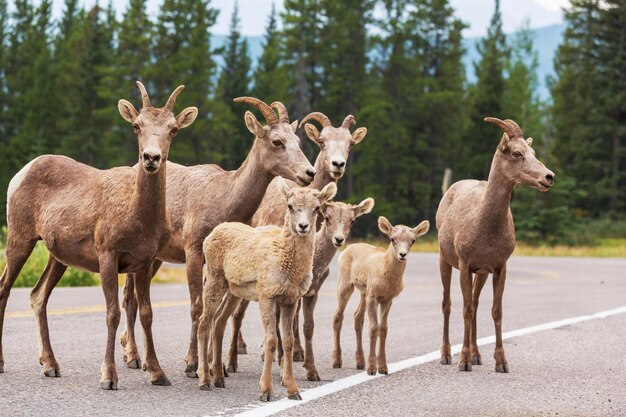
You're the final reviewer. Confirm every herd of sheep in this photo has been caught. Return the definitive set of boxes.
[0,81,554,401]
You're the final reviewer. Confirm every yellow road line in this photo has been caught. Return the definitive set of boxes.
[6,299,190,319]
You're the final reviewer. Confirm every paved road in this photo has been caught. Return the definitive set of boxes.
[0,254,625,416]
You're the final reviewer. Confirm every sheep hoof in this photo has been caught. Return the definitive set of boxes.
[152,376,171,386]
[199,383,212,391]
[440,355,452,365]
[185,370,198,378]
[0,364,3,373]
[471,356,482,366]
[458,361,472,372]
[259,392,273,402]
[223,363,229,378]
[288,392,303,401]
[292,351,304,362]
[306,372,321,382]
[214,379,225,388]
[226,365,237,374]
[378,369,388,375]
[127,359,141,369]
[356,362,365,370]
[100,380,118,390]
[237,346,247,355]
[367,369,376,376]
[44,368,60,378]
[496,363,509,373]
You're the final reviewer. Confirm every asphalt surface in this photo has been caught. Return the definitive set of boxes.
[0,253,625,417]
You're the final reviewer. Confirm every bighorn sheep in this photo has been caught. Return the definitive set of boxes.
[332,216,430,375]
[120,97,315,377]
[232,112,367,359]
[224,198,375,380]
[0,82,197,389]
[197,180,337,401]
[437,118,554,373]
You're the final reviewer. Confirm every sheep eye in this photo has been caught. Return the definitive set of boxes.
[272,140,283,147]
[133,124,140,132]
[325,216,331,223]
[512,151,522,158]
[170,127,178,135]
[288,204,293,210]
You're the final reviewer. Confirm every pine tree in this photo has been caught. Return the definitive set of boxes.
[253,3,289,103]
[0,0,8,141]
[464,0,509,179]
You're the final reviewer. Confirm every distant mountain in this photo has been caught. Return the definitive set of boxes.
[212,22,565,100]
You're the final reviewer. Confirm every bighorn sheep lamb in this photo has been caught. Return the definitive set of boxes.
[120,98,315,377]
[232,112,367,359]
[0,82,197,389]
[332,216,430,375]
[437,117,554,373]
[225,198,375,381]
[197,180,337,401]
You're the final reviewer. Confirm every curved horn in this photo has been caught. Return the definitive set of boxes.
[341,114,356,129]
[299,111,332,129]
[484,117,517,138]
[233,97,278,126]
[503,119,524,138]
[165,85,185,111]
[270,101,290,124]
[136,81,151,108]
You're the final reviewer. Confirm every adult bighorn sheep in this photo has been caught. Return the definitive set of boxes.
[437,117,554,373]
[120,97,316,377]
[0,82,197,389]
[231,112,367,360]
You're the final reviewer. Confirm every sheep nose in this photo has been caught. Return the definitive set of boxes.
[306,168,316,178]
[332,160,346,169]
[399,252,407,259]
[143,152,161,163]
[298,223,309,232]
[545,172,555,184]
[334,237,344,245]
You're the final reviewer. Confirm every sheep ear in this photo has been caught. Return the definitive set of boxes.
[276,177,292,199]
[354,198,375,218]
[351,127,367,145]
[413,220,430,237]
[304,123,322,145]
[176,107,198,129]
[378,216,393,237]
[498,133,510,153]
[118,99,138,123]
[318,182,337,204]
[291,120,298,133]
[526,137,533,147]
[244,111,268,138]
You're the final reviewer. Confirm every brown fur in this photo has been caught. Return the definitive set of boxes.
[119,98,316,377]
[332,216,429,375]
[436,117,554,373]
[0,82,197,389]
[197,180,336,401]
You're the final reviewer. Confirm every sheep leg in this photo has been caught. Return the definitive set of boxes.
[366,296,379,375]
[377,299,393,375]
[184,249,204,378]
[492,265,509,373]
[354,292,367,370]
[99,253,121,390]
[332,281,354,369]
[276,306,283,365]
[134,267,169,386]
[302,293,320,381]
[259,297,278,402]
[280,302,301,400]
[120,274,141,369]
[439,255,453,365]
[197,271,227,390]
[292,299,304,362]
[227,299,248,373]
[30,255,67,377]
[211,293,241,388]
[458,265,473,372]
[0,238,37,373]
[471,273,488,365]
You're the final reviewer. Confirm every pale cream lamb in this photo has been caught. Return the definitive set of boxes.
[332,216,429,375]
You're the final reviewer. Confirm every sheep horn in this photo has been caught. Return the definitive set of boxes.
[503,119,524,138]
[484,117,518,139]
[299,112,332,129]
[165,85,185,111]
[341,115,356,129]
[271,101,290,124]
[233,97,278,126]
[136,81,151,108]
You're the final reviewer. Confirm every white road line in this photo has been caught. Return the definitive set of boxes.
[225,305,626,417]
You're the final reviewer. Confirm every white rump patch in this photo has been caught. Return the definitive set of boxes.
[7,157,40,222]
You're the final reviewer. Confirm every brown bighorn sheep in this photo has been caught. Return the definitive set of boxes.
[120,97,316,377]
[197,180,337,401]
[332,216,430,375]
[0,82,197,389]
[437,118,554,373]
[232,112,367,359]
[224,198,375,381]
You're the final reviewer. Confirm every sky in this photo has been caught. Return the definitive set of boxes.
[36,0,570,37]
